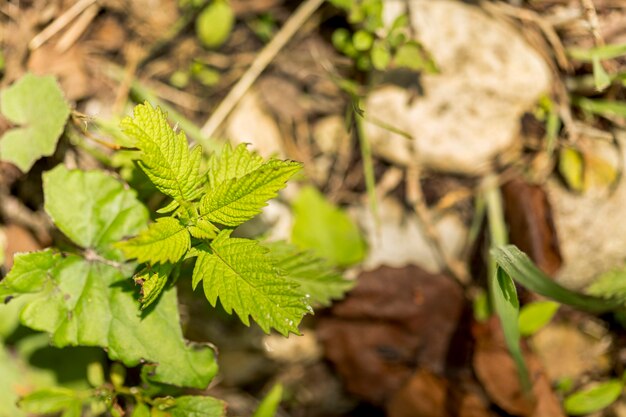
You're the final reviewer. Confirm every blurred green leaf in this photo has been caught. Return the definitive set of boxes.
[574,96,626,119]
[564,380,623,415]
[559,147,584,192]
[196,1,234,48]
[353,30,373,51]
[518,301,560,336]
[18,387,79,414]
[587,266,626,301]
[568,43,626,61]
[0,74,70,172]
[371,41,391,70]
[170,396,225,417]
[592,55,611,91]
[291,186,366,267]
[252,384,283,417]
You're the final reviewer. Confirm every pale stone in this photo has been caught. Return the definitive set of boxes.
[352,197,467,272]
[365,0,551,174]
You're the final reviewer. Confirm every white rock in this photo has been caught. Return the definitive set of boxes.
[226,90,284,158]
[548,134,626,289]
[365,0,551,174]
[353,197,467,272]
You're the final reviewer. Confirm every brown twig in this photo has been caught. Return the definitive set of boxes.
[29,0,97,50]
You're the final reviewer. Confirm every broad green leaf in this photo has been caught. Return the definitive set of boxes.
[170,396,226,417]
[587,266,626,301]
[196,0,234,49]
[518,301,560,337]
[43,165,149,259]
[117,217,190,264]
[291,186,366,267]
[559,148,584,192]
[206,143,264,187]
[3,252,217,388]
[121,102,203,201]
[252,384,283,417]
[192,230,310,335]
[264,241,353,306]
[200,160,300,226]
[0,74,70,172]
[18,387,78,413]
[564,380,623,415]
[133,263,173,309]
[491,245,622,313]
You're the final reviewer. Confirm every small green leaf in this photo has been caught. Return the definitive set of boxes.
[264,241,353,306]
[592,55,611,91]
[196,0,234,48]
[134,263,173,309]
[558,147,584,192]
[252,384,283,417]
[200,160,301,227]
[518,301,560,337]
[491,245,622,313]
[117,217,190,264]
[564,380,623,415]
[131,403,151,417]
[43,165,149,259]
[568,43,626,61]
[18,387,78,413]
[371,41,391,70]
[121,102,203,202]
[587,266,626,301]
[332,28,351,52]
[87,362,105,387]
[170,396,226,417]
[192,230,310,335]
[574,96,626,119]
[291,186,366,267]
[353,30,373,51]
[0,74,70,172]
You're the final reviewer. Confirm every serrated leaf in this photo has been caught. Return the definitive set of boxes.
[207,143,264,186]
[0,74,70,172]
[3,251,217,388]
[564,380,623,415]
[200,160,300,226]
[170,396,226,417]
[134,263,173,309]
[117,217,190,264]
[192,230,309,335]
[43,165,149,260]
[187,218,218,240]
[291,186,366,267]
[264,241,353,306]
[121,102,203,201]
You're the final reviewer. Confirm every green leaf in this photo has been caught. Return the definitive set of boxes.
[196,0,234,49]
[371,41,391,70]
[18,387,78,413]
[592,55,611,91]
[353,30,373,51]
[117,217,190,264]
[491,245,622,313]
[0,74,70,172]
[518,301,560,337]
[43,165,149,259]
[252,384,283,417]
[131,403,151,417]
[291,186,366,267]
[133,263,173,309]
[264,241,353,306]
[587,266,626,301]
[559,147,584,192]
[3,252,217,388]
[574,96,626,119]
[568,43,626,61]
[206,143,264,187]
[200,159,301,226]
[170,396,226,417]
[192,230,310,335]
[564,380,623,415]
[121,102,203,202]
[187,218,219,240]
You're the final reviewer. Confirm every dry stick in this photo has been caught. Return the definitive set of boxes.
[406,164,470,285]
[56,3,100,53]
[200,0,325,138]
[29,0,97,50]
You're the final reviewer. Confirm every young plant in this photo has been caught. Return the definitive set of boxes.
[0,98,351,415]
